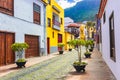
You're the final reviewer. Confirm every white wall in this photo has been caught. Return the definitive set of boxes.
[64,17,74,27]
[101,0,120,79]
[0,0,46,58]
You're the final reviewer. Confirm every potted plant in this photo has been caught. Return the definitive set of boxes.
[58,43,65,54]
[11,43,29,68]
[70,39,87,72]
[84,40,91,58]
[67,41,72,51]
[89,40,94,52]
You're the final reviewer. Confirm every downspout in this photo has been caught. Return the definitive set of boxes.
[44,4,47,56]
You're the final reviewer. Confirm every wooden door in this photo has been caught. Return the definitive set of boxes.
[0,33,5,66]
[25,35,39,58]
[0,32,15,66]
[47,38,50,54]
[5,33,15,64]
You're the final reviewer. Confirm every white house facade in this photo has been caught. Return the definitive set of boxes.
[0,0,47,66]
[64,17,74,33]
[98,0,120,79]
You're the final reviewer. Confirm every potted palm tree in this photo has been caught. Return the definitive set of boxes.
[70,39,87,72]
[11,43,29,68]
[58,43,65,54]
[84,40,91,58]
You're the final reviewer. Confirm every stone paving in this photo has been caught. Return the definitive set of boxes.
[0,52,59,77]
[0,48,116,80]
[0,51,78,80]
[66,48,116,80]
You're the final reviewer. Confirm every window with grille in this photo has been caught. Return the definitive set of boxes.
[33,3,41,25]
[0,0,14,16]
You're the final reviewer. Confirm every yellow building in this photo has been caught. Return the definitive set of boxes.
[46,0,65,54]
[88,27,95,39]
[64,31,74,50]
[80,24,86,40]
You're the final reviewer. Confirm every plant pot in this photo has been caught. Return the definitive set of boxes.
[89,48,93,52]
[84,53,91,58]
[59,51,64,54]
[16,61,26,68]
[69,49,72,51]
[73,65,86,72]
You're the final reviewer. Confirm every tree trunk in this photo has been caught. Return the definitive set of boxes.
[78,46,81,64]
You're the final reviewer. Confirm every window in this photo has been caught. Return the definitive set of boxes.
[109,12,116,62]
[33,3,41,25]
[53,13,60,27]
[48,18,51,27]
[61,18,62,24]
[103,11,106,23]
[52,32,54,38]
[48,0,51,5]
[0,0,14,16]
[100,23,102,43]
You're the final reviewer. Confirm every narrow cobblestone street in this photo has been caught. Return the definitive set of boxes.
[0,51,77,80]
[0,48,116,80]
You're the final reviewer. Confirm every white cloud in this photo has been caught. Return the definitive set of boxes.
[57,0,83,9]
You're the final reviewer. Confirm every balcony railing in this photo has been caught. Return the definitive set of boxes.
[53,20,60,30]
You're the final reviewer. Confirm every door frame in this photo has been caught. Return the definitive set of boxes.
[47,37,50,54]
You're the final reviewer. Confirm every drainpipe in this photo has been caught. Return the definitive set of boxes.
[43,4,47,56]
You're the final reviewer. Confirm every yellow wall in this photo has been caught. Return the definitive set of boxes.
[65,32,74,50]
[46,0,65,53]
[80,24,85,40]
[89,27,95,38]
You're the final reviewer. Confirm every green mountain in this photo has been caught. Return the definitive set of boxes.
[65,0,100,22]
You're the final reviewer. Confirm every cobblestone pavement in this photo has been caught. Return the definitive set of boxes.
[66,48,116,80]
[0,50,78,80]
[0,48,116,80]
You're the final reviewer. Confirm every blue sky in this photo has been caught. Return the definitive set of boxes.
[57,0,83,9]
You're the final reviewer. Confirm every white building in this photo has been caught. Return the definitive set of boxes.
[98,0,120,79]
[64,17,74,26]
[64,17,74,32]
[0,0,47,66]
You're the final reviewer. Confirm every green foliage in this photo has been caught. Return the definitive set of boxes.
[67,41,71,46]
[89,40,94,46]
[70,39,85,47]
[69,39,87,65]
[67,41,74,48]
[84,52,91,55]
[11,43,29,61]
[86,21,95,27]
[58,43,65,48]
[11,43,29,52]
[85,40,90,48]
[65,0,100,22]
[73,61,88,66]
[17,58,26,62]
[87,21,92,27]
